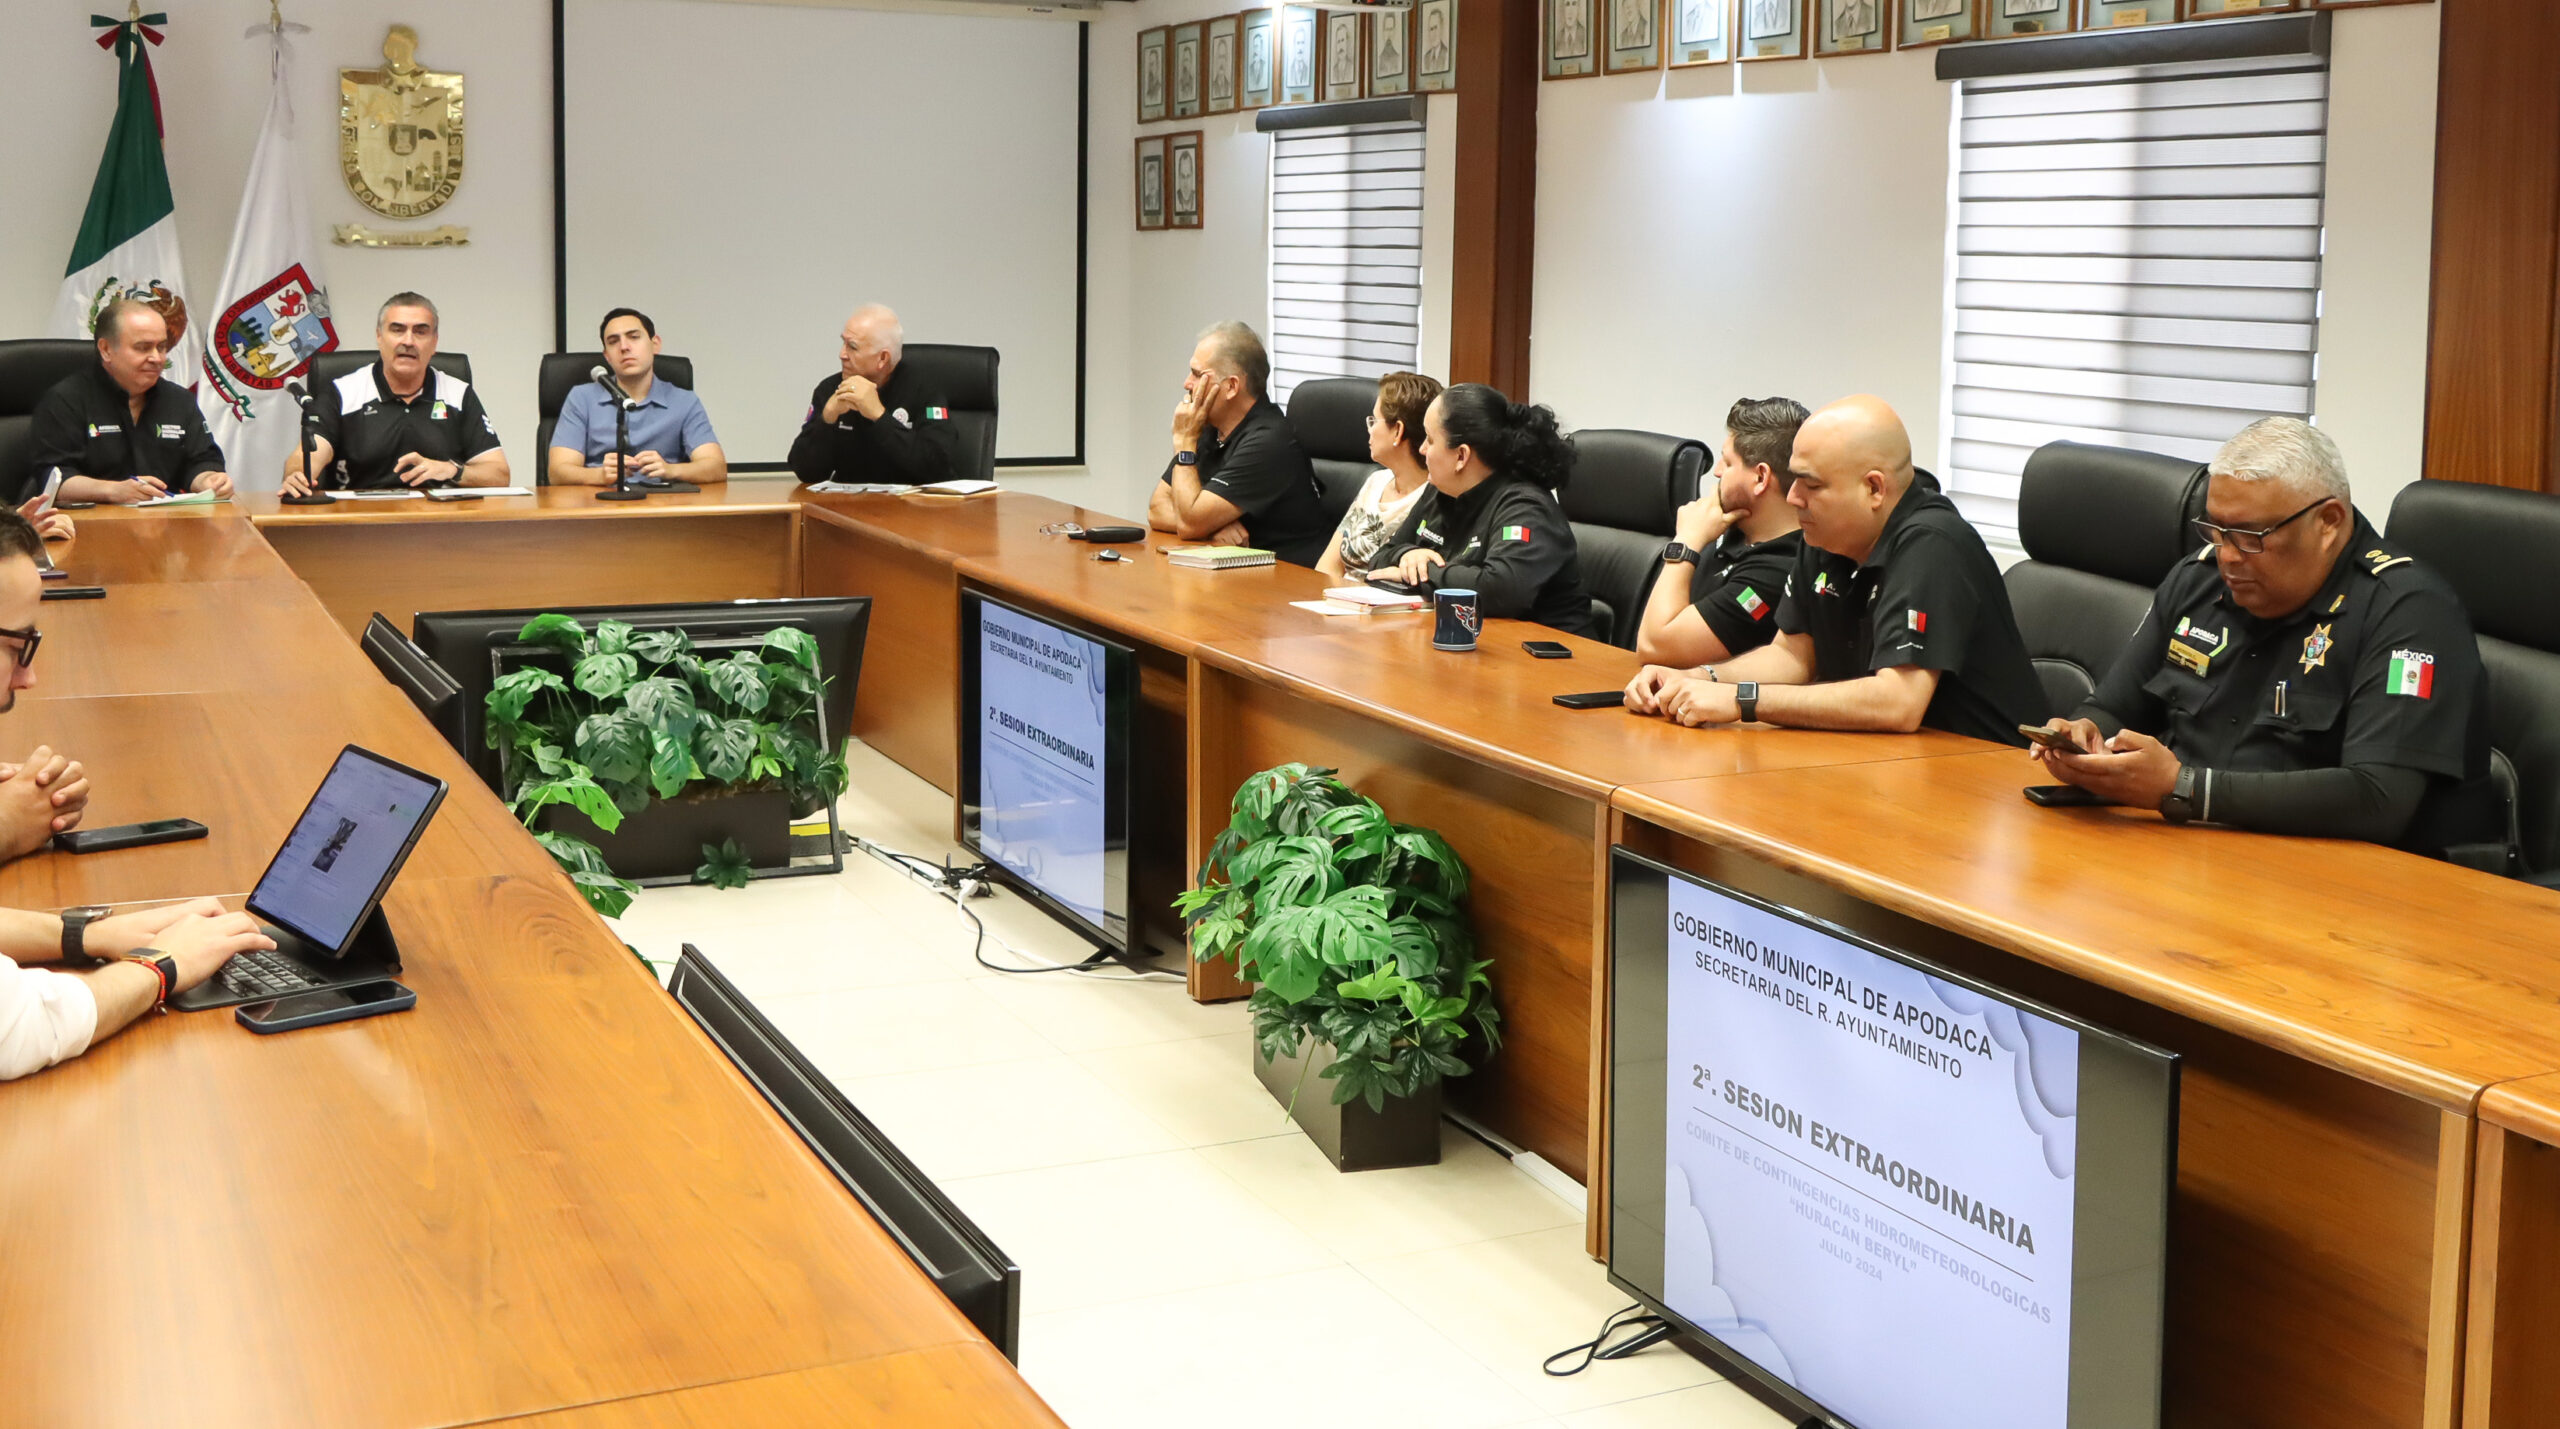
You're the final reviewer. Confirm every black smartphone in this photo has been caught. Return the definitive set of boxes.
[236,979,416,1034]
[1553,690,1626,710]
[41,586,105,601]
[1070,526,1147,543]
[1523,640,1573,659]
[54,818,209,854]
[2016,723,2078,751]
[2022,785,2105,808]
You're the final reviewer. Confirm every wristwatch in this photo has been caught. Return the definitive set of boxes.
[2160,765,2205,825]
[1734,681,1760,725]
[124,949,179,1009]
[59,905,112,968]
[1173,451,1199,467]
[1660,541,1700,567]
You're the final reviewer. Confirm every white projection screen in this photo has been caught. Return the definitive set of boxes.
[563,0,1082,464]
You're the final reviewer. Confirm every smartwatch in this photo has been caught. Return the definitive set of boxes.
[1173,451,1199,467]
[2160,765,2205,825]
[1660,541,1700,567]
[1734,681,1760,725]
[124,950,179,1009]
[59,905,112,968]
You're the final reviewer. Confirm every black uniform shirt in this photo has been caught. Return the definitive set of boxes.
[310,361,500,489]
[1156,398,1331,567]
[1372,474,1599,638]
[787,365,960,488]
[1688,528,1804,657]
[2078,513,2496,833]
[1775,473,2048,745]
[23,363,225,499]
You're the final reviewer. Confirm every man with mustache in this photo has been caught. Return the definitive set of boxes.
[283,292,511,493]
[25,298,235,506]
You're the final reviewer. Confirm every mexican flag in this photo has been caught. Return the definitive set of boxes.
[2387,650,2434,699]
[1500,524,1531,542]
[1737,586,1769,620]
[50,13,201,391]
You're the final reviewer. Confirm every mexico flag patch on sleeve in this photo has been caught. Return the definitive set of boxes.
[1907,609,1928,634]
[1737,586,1770,621]
[925,406,949,420]
[1500,524,1531,542]
[2387,649,2435,698]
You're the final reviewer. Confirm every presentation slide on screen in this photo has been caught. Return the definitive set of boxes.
[1661,878,2081,1429]
[256,756,438,948]
[977,603,1110,927]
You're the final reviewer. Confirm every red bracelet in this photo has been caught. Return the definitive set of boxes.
[122,952,169,1007]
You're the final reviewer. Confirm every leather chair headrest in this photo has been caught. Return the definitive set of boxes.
[2017,441,2208,586]
[308,350,474,390]
[896,344,999,411]
[538,353,695,421]
[1287,378,1377,464]
[1562,429,1708,536]
[0,340,102,417]
[2388,480,2560,651]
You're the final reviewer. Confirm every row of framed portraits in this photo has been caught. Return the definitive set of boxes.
[1138,4,1458,124]
[1136,131,1206,230]
[1546,0,2413,73]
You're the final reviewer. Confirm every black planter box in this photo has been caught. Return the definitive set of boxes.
[1253,1036,1442,1172]
[537,786,793,882]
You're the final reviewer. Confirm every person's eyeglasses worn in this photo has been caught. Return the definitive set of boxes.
[0,624,43,669]
[2193,497,2334,556]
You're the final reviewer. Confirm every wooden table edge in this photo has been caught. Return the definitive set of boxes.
[450,1338,1056,1427]
[2478,1074,2560,1147]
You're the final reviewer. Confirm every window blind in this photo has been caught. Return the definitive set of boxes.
[1267,119,1425,404]
[1943,52,2329,548]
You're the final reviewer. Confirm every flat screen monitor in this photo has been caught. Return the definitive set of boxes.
[958,591,1136,953]
[1607,850,2177,1429]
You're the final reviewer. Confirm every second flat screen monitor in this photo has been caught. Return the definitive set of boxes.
[959,592,1136,953]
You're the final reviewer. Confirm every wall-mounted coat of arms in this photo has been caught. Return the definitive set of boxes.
[339,24,463,220]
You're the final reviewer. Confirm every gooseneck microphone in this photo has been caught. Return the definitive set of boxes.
[592,364,647,502]
[280,378,335,505]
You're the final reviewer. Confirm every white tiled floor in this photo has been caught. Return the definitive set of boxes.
[607,741,1790,1429]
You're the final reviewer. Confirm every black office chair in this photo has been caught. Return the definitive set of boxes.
[1559,429,1710,650]
[1286,377,1378,525]
[533,353,696,485]
[894,344,999,482]
[306,349,474,392]
[0,338,102,500]
[2387,481,2560,885]
[2004,441,2209,716]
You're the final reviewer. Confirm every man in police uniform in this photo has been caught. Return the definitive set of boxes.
[282,293,510,494]
[548,308,727,487]
[786,304,959,488]
[1147,320,1330,566]
[2034,418,2499,856]
[25,299,234,505]
[1626,395,2046,743]
[1634,396,1809,667]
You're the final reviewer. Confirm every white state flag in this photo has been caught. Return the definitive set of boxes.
[53,14,204,399]
[200,22,335,493]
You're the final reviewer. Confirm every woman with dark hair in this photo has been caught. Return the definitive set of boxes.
[1314,371,1442,581]
[1370,384,1598,637]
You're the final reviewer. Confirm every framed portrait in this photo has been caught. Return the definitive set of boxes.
[1546,0,1601,78]
[1815,0,1889,52]
[1323,9,1366,100]
[1171,22,1204,118]
[1896,0,1975,46]
[1135,134,1167,231]
[1168,130,1204,230]
[2187,0,2301,13]
[1280,5,1319,105]
[1137,27,1169,123]
[1738,0,1807,58]
[2085,0,2172,25]
[1669,0,1730,65]
[1370,8,1414,96]
[1416,0,1460,91]
[1984,0,2076,37]
[1605,0,1664,72]
[1205,14,1241,114]
[1240,8,1278,109]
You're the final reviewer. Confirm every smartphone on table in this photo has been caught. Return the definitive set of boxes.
[236,980,416,1034]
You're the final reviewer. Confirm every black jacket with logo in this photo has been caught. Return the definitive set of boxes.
[24,363,225,499]
[788,365,960,488]
[1372,475,1598,637]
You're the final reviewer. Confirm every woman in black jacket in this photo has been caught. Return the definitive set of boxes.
[1371,384,1598,637]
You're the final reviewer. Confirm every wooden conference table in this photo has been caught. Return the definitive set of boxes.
[83,478,2560,1428]
[0,501,1061,1427]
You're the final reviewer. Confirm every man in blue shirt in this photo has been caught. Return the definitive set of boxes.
[547,308,727,487]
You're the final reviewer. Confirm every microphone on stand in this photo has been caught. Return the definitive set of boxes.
[592,364,647,502]
[280,379,335,506]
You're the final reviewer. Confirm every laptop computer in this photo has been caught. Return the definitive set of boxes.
[171,745,448,1012]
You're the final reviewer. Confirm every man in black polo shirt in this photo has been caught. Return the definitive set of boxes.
[1146,321,1329,567]
[281,292,510,494]
[786,304,959,488]
[25,299,234,505]
[1635,396,1809,667]
[1627,395,2045,743]
[2033,418,2499,857]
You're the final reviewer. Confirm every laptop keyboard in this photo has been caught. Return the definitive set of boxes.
[217,950,330,998]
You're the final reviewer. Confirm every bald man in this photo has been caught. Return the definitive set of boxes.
[786,304,960,488]
[1626,395,2045,743]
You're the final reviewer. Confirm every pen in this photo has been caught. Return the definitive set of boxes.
[2276,680,2287,718]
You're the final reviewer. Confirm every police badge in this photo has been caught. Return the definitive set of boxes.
[340,26,464,220]
[2299,622,2333,673]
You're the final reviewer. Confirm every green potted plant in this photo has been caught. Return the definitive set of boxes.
[1176,763,1499,1170]
[484,613,850,919]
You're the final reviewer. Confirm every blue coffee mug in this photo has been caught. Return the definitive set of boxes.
[1433,588,1480,652]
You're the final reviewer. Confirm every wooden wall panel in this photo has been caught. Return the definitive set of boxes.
[1449,0,1540,395]
[802,516,961,794]
[2461,1127,2560,1429]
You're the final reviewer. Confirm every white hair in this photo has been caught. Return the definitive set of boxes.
[847,303,904,359]
[2209,417,2351,504]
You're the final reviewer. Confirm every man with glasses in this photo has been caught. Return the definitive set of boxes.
[1147,321,1329,565]
[2032,417,2499,858]
[0,509,276,1079]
